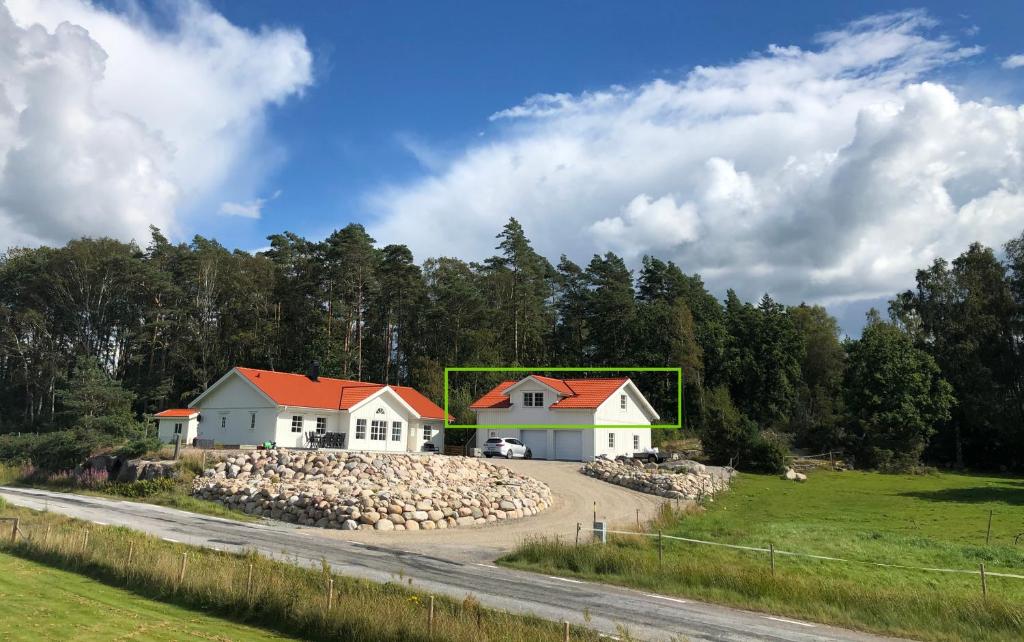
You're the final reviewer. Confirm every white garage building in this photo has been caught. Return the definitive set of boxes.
[470,375,659,461]
[154,366,449,451]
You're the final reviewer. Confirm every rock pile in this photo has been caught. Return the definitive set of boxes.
[192,450,552,531]
[81,454,178,482]
[582,457,732,500]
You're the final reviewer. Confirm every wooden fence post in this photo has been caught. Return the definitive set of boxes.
[82,529,90,553]
[980,563,987,598]
[563,620,570,642]
[10,518,19,543]
[246,563,254,603]
[43,525,51,546]
[125,541,135,583]
[658,531,663,567]
[770,543,776,576]
[326,577,334,612]
[177,552,188,588]
[575,522,581,546]
[636,508,641,531]
[428,595,435,634]
[986,510,993,545]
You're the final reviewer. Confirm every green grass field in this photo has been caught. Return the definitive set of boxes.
[0,552,292,641]
[503,470,1024,642]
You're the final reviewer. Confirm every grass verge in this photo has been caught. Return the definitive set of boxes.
[0,504,604,642]
[0,551,294,641]
[501,470,1024,642]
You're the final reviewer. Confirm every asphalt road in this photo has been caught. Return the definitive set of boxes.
[0,486,899,642]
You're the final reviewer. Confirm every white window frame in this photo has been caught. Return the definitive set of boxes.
[173,423,182,434]
[316,417,327,434]
[633,434,640,450]
[523,392,544,407]
[355,419,367,439]
[370,420,386,441]
[423,426,432,441]
[391,421,402,442]
[608,433,615,448]
[620,394,627,410]
[291,415,303,433]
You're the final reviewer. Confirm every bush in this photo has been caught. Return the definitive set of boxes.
[114,434,162,460]
[105,478,178,498]
[700,387,788,474]
[0,430,103,470]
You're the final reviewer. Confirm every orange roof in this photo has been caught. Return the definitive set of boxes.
[232,367,451,420]
[155,408,198,418]
[469,376,630,410]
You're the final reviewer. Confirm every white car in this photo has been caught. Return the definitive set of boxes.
[482,437,532,459]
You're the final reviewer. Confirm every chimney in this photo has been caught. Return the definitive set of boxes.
[308,360,320,382]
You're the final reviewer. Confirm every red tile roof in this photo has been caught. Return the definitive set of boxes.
[231,367,450,420]
[469,376,630,410]
[154,408,198,418]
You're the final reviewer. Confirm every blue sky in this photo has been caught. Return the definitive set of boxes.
[4,1,1024,335]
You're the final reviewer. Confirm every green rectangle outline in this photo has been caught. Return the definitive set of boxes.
[443,366,682,429]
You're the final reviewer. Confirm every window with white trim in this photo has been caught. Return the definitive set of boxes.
[608,433,615,448]
[423,426,432,441]
[523,392,544,407]
[291,415,303,433]
[620,394,627,410]
[173,423,182,434]
[391,421,402,441]
[316,417,327,434]
[355,419,367,439]
[633,434,640,450]
[370,420,386,441]
[249,413,257,431]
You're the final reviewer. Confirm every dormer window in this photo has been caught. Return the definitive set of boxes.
[620,394,627,410]
[523,392,544,407]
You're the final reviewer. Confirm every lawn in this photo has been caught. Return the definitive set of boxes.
[0,552,292,641]
[502,470,1024,642]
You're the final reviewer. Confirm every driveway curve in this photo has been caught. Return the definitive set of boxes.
[314,459,666,562]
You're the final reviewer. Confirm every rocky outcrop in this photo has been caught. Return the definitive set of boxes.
[192,450,552,531]
[81,454,179,482]
[582,457,732,500]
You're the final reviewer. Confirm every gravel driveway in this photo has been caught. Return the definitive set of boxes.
[313,459,666,562]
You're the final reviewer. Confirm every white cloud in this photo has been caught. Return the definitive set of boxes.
[0,0,311,248]
[1003,54,1024,69]
[368,10,1024,310]
[219,189,281,219]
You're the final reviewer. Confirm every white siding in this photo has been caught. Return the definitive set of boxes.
[593,382,653,459]
[274,410,341,448]
[194,372,276,446]
[157,417,198,444]
[342,390,419,453]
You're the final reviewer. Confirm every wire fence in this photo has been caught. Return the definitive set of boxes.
[577,521,1024,597]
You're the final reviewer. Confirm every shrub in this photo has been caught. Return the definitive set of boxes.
[114,434,162,460]
[0,430,103,471]
[105,478,178,498]
[700,387,789,474]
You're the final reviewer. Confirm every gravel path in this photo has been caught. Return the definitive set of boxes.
[313,459,666,562]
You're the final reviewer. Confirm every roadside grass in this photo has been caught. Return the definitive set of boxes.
[501,470,1024,642]
[0,552,295,641]
[0,504,605,642]
[0,461,256,523]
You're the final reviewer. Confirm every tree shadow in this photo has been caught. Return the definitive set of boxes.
[899,481,1024,506]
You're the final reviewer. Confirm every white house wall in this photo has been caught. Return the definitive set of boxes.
[194,372,276,446]
[593,383,653,459]
[343,391,419,453]
[274,410,342,448]
[157,417,198,444]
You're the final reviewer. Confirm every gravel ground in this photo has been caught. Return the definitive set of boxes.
[312,459,667,562]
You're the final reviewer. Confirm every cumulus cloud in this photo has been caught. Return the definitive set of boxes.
[368,10,1024,310]
[0,0,311,248]
[1003,54,1024,69]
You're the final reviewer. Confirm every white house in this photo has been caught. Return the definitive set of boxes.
[155,365,449,451]
[470,375,659,461]
[155,408,199,444]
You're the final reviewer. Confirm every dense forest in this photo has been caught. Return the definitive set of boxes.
[1,218,1022,473]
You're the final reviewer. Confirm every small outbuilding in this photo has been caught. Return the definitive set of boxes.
[155,408,200,445]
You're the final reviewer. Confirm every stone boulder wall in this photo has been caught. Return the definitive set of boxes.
[582,457,732,500]
[192,451,552,531]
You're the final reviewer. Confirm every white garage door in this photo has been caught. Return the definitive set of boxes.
[520,430,549,459]
[553,430,583,461]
